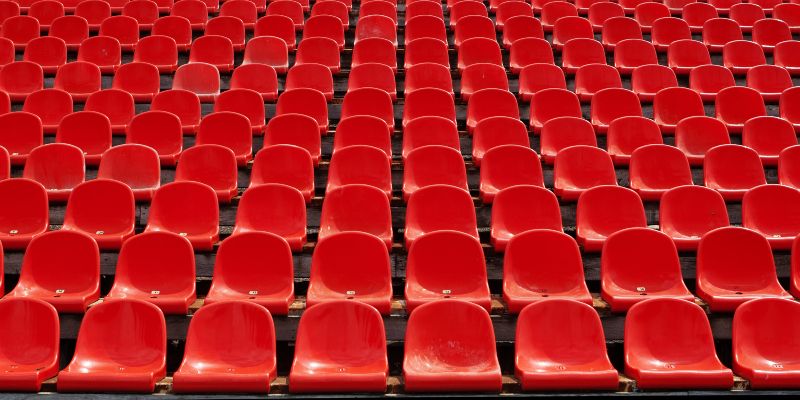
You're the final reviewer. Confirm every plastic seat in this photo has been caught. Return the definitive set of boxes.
[605,116,663,165]
[730,3,764,32]
[0,179,47,249]
[601,16,642,49]
[354,15,396,47]
[173,301,276,394]
[674,116,730,165]
[172,62,220,102]
[480,145,543,203]
[490,185,562,252]
[518,63,566,101]
[308,231,392,313]
[351,37,397,72]
[402,87,456,128]
[205,16,246,51]
[405,37,449,69]
[0,1,19,26]
[502,15,544,49]
[747,64,793,101]
[659,185,729,251]
[449,0,488,28]
[126,111,182,166]
[60,179,134,252]
[122,0,158,29]
[405,0,443,20]
[561,38,607,73]
[629,144,693,200]
[97,144,160,201]
[404,15,447,44]
[340,87,394,132]
[689,64,736,101]
[289,301,387,393]
[515,299,616,390]
[75,0,110,31]
[634,2,669,31]
[23,143,84,202]
[133,35,178,73]
[22,37,66,74]
[327,145,391,197]
[2,16,39,49]
[574,63,622,101]
[466,88,519,133]
[723,40,766,75]
[303,15,344,49]
[625,298,733,389]
[743,116,797,166]
[266,0,303,28]
[783,87,800,132]
[151,90,201,134]
[774,40,800,75]
[668,39,711,74]
[509,37,555,74]
[552,16,594,48]
[495,0,532,30]
[751,0,781,13]
[152,16,193,51]
[144,182,220,250]
[704,144,766,200]
[539,117,597,164]
[0,37,13,67]
[213,88,266,134]
[752,19,792,52]
[457,37,503,72]
[697,226,790,311]
[651,17,692,51]
[205,231,294,311]
[0,298,59,391]
[189,35,234,72]
[453,15,495,49]
[220,0,258,29]
[602,228,693,311]
[732,298,800,388]
[294,37,340,73]
[264,113,321,165]
[84,89,135,133]
[703,18,743,52]
[348,63,396,100]
[553,146,617,201]
[275,88,328,134]
[402,116,460,160]
[250,144,314,202]
[312,0,349,28]
[529,88,582,132]
[742,184,800,249]
[588,2,625,31]
[22,88,72,133]
[232,183,306,250]
[576,186,647,251]
[716,86,767,133]
[590,88,643,132]
[56,299,166,392]
[403,145,468,201]
[652,87,705,133]
[254,15,296,50]
[170,0,208,29]
[0,61,43,101]
[613,39,657,74]
[55,111,111,166]
[53,62,101,101]
[403,299,501,392]
[111,61,160,102]
[780,145,800,189]
[472,116,528,167]
[405,184,478,248]
[684,2,719,32]
[0,113,36,167]
[775,3,800,32]
[540,1,578,32]
[76,36,121,73]
[99,15,139,51]
[174,144,238,203]
[47,16,87,51]
[630,64,678,101]
[197,111,253,165]
[240,36,288,74]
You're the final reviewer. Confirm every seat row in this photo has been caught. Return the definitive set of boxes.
[5,296,800,393]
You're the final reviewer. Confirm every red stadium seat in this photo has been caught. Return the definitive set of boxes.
[518,63,566,100]
[352,37,398,71]
[0,179,48,249]
[613,39,657,74]
[57,299,166,393]
[480,145,543,203]
[742,184,800,249]
[48,16,87,50]
[774,3,800,32]
[602,228,693,311]
[588,2,625,31]
[502,15,544,49]
[151,90,202,134]
[730,3,765,32]
[312,0,349,28]
[515,299,617,390]
[53,61,101,101]
[175,144,238,203]
[122,0,158,29]
[752,19,792,51]
[99,15,139,51]
[171,0,208,29]
[403,87,456,127]
[404,300,501,392]
[403,145,467,200]
[634,2,669,31]
[660,185,729,251]
[751,0,780,13]
[491,185,562,252]
[75,0,110,31]
[590,88,642,132]
[780,145,800,188]
[747,64,793,101]
[629,144,693,200]
[404,15,447,44]
[466,88,518,133]
[23,143,84,202]
[1,16,39,49]
[230,64,278,101]
[204,231,295,311]
[653,87,705,133]
[606,116,664,165]
[112,61,160,102]
[61,179,134,251]
[601,16,642,49]
[126,111,183,166]
[541,1,578,32]
[232,184,306,250]
[576,186,646,251]
[405,0,443,20]
[0,37,13,67]
[22,88,71,133]
[85,89,135,133]
[327,146,391,197]
[152,16,192,51]
[457,37,503,72]
[275,88,328,133]
[360,0,397,22]
[774,40,800,75]
[405,37,449,69]
[304,15,344,49]
[689,64,736,101]
[454,15,495,49]
[783,87,800,132]
[704,144,766,200]
[449,0,488,28]
[540,116,597,163]
[743,116,797,166]
[496,0,532,30]
[529,88,582,133]
[509,37,555,74]
[697,226,791,311]
[349,63,396,100]
[295,37,340,73]
[0,298,58,391]
[732,298,800,388]
[266,0,303,28]
[723,40,766,75]
[241,36,288,73]
[97,144,161,201]
[651,17,692,51]
[0,61,43,101]
[575,63,623,101]
[561,38,606,73]
[172,301,276,394]
[402,116,460,160]
[331,116,391,157]
[172,62,220,102]
[667,39,711,74]
[266,113,322,165]
[355,15,396,47]
[716,86,767,133]
[144,181,220,250]
[552,16,594,49]
[340,87,394,131]
[214,88,266,134]
[624,298,733,389]
[308,231,392,313]
[250,144,314,202]
[22,37,66,74]
[197,112,253,165]
[0,1,19,26]
[630,64,678,101]
[206,16,246,51]
[553,146,617,201]
[0,112,37,166]
[133,35,178,72]
[674,116,731,165]
[76,36,121,73]
[220,0,258,29]
[55,111,111,165]
[405,184,478,248]
[189,35,234,72]
[703,18,743,52]
[289,301,387,393]
[254,15,296,50]
[472,116,528,166]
